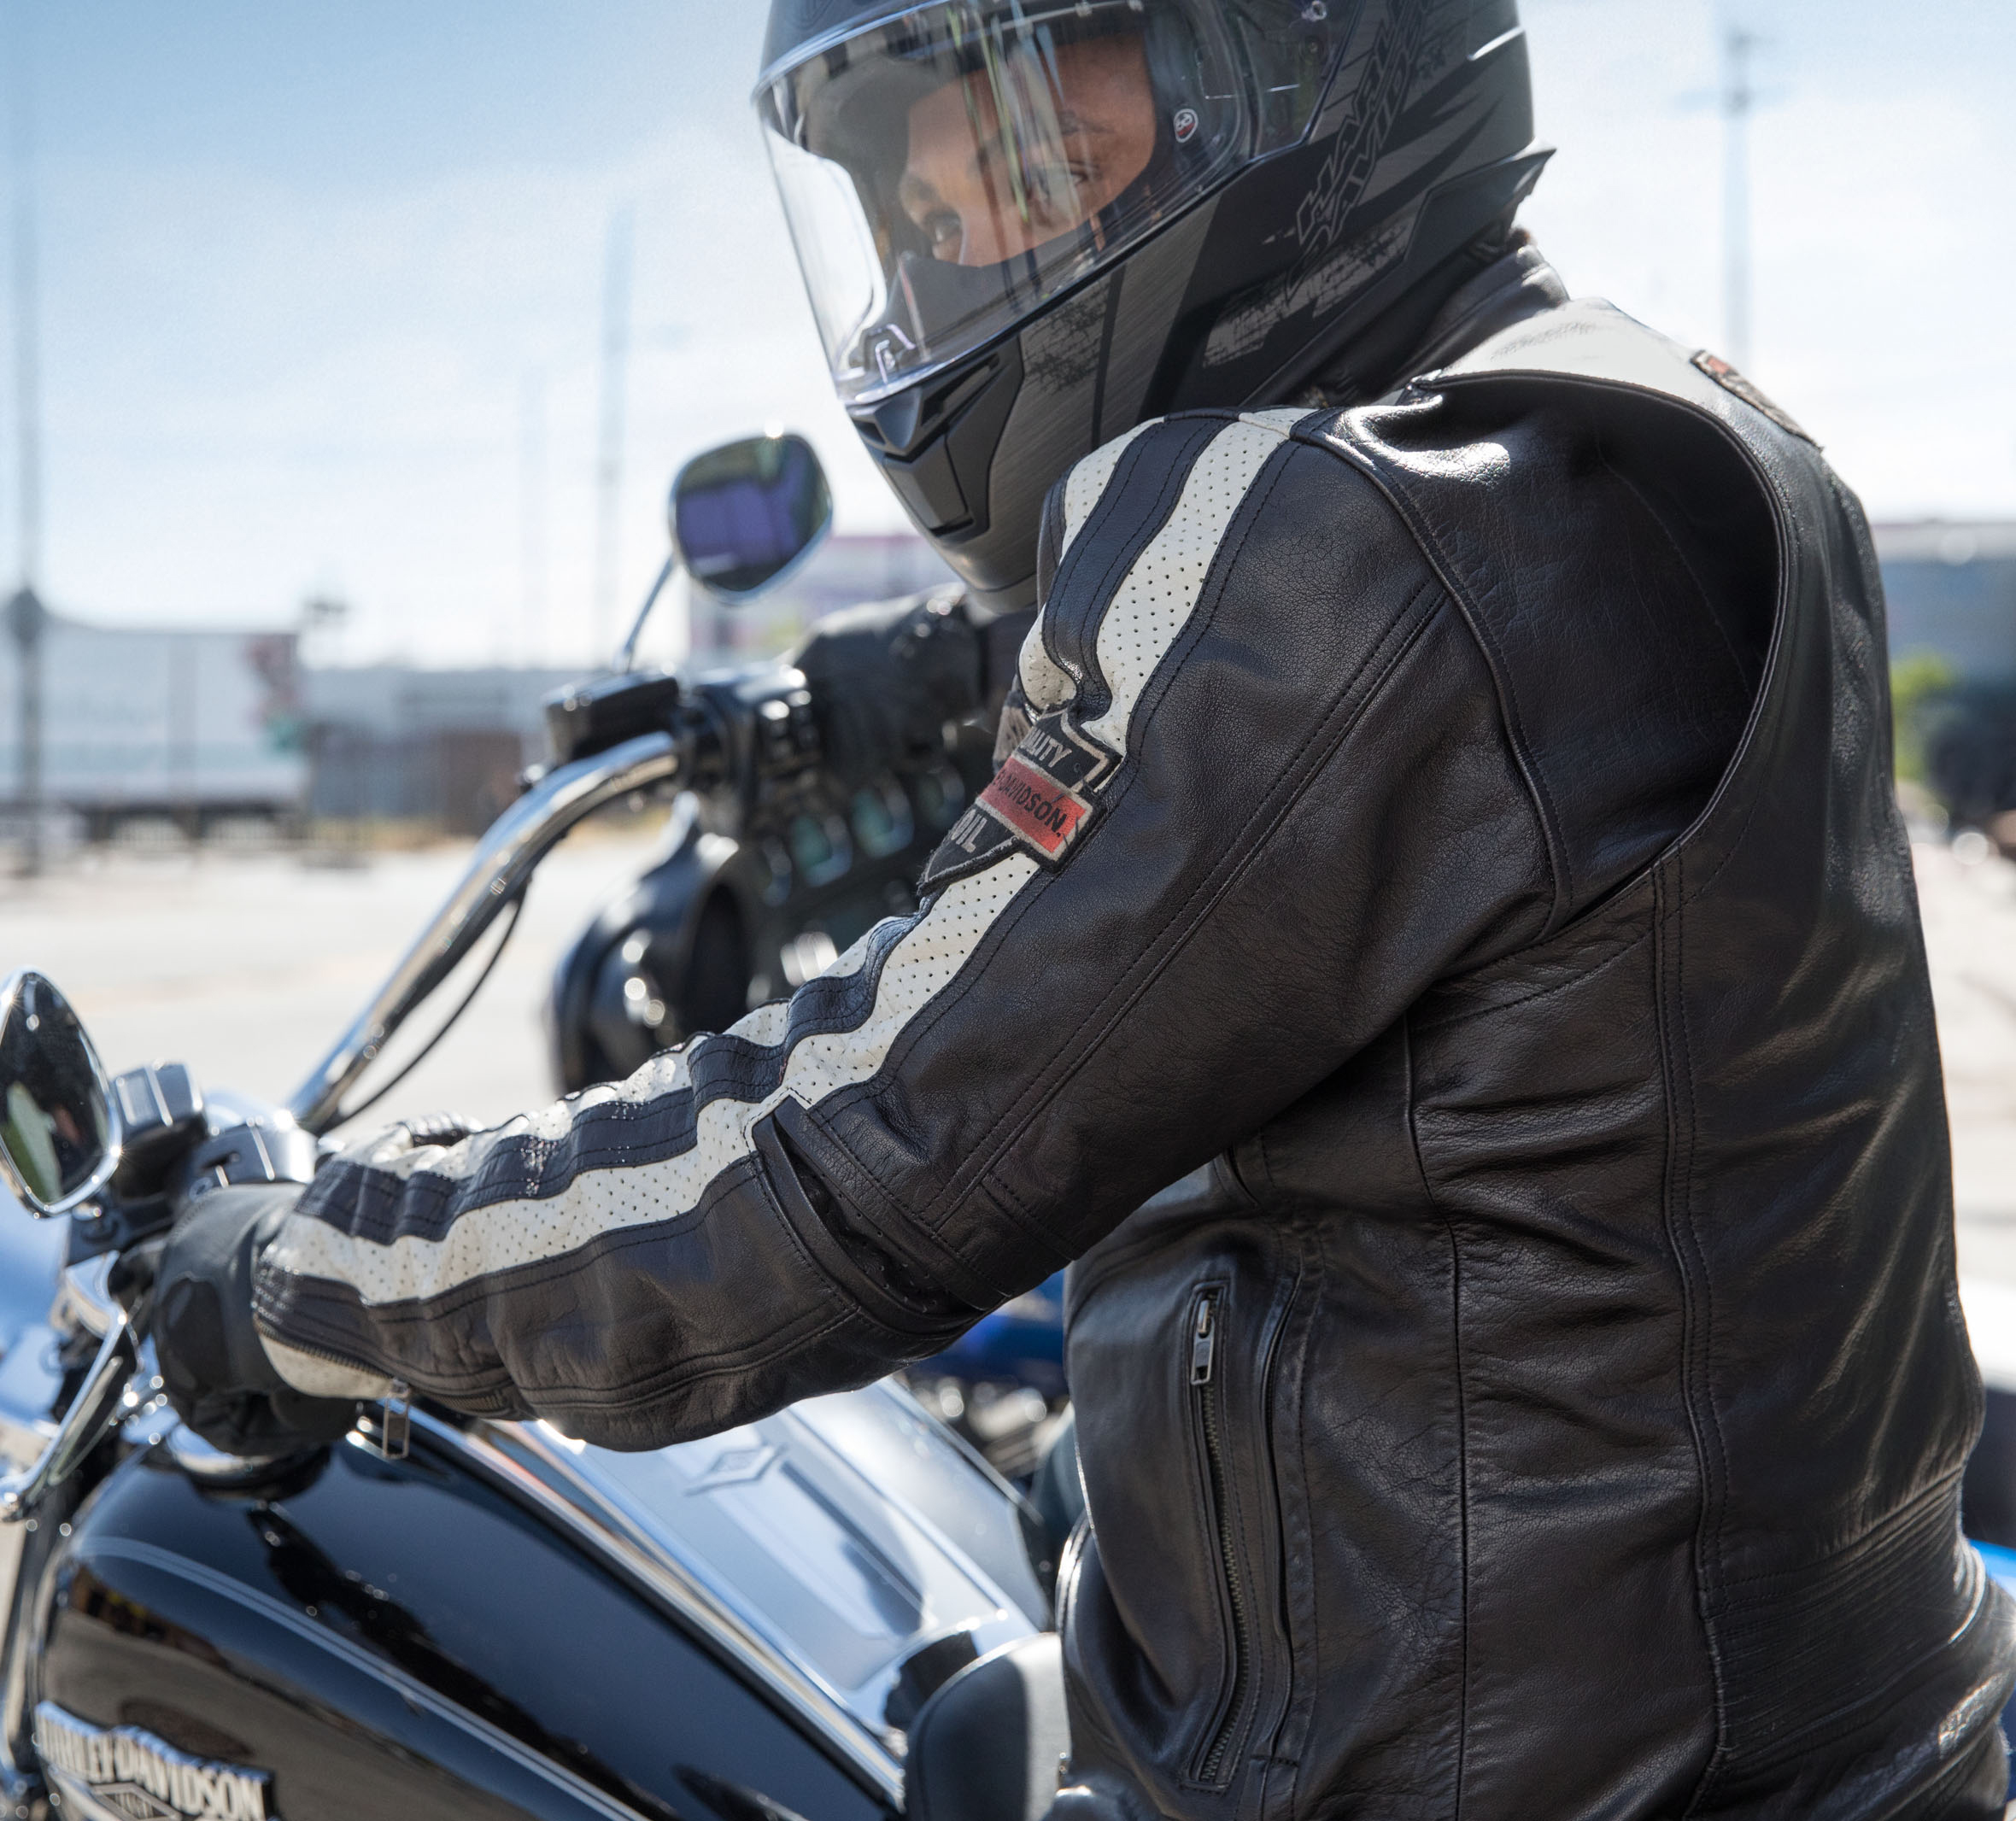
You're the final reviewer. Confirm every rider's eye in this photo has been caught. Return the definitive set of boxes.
[1021,157,1097,225]
[923,210,962,253]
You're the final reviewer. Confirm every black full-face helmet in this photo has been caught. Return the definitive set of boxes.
[756,0,1547,610]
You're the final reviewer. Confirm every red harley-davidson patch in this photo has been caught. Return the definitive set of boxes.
[978,751,1093,860]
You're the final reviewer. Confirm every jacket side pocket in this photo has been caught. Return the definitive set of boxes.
[1064,1227,1298,1808]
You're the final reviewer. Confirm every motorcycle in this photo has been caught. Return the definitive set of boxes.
[0,432,1072,1821]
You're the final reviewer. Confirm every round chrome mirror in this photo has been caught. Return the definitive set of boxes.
[0,970,120,1215]
[671,432,832,602]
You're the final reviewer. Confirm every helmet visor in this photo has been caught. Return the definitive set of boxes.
[759,1,1281,405]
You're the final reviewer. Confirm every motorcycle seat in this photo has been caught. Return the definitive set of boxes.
[905,1632,1070,1821]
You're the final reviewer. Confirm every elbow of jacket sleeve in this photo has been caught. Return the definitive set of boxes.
[753,1110,982,1333]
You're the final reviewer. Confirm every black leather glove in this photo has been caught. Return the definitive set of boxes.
[152,1183,358,1458]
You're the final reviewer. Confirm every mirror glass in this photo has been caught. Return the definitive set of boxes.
[0,972,117,1215]
[672,432,832,601]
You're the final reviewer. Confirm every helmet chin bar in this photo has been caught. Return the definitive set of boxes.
[850,340,1033,607]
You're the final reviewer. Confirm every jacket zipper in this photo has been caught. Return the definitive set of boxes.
[1189,1286,1251,1786]
[245,1330,412,1457]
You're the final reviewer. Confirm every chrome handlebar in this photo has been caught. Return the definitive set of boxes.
[0,723,690,1520]
[285,728,686,1135]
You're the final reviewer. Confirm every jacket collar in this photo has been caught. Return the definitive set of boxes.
[1291,231,1570,411]
[1403,233,1570,380]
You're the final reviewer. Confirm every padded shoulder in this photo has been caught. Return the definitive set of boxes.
[1307,320,1779,914]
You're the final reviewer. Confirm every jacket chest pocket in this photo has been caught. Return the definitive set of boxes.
[1066,1229,1300,1797]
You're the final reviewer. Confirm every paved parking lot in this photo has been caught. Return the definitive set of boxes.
[1916,838,2016,1287]
[1,827,2014,1288]
[0,823,667,1136]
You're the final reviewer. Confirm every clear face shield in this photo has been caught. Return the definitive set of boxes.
[757,1,1345,405]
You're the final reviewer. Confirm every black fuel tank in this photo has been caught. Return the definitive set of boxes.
[33,1429,890,1821]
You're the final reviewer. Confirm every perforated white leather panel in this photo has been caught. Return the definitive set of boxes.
[1081,419,1291,752]
[267,857,1040,1308]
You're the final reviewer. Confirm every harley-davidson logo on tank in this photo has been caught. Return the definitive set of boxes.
[33,1703,276,1821]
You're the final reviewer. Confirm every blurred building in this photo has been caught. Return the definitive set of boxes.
[1877,522,2016,682]
[0,535,952,846]
[306,536,952,834]
[0,611,304,836]
[304,665,577,834]
[688,531,957,664]
[1876,524,2016,827]
[11,521,2011,847]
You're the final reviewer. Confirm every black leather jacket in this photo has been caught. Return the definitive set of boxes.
[253,249,2013,1818]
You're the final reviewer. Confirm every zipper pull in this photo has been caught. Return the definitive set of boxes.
[1190,1293,1217,1386]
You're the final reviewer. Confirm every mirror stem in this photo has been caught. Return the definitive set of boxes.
[614,552,678,675]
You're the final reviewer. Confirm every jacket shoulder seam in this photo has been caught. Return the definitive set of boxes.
[1288,420,1574,934]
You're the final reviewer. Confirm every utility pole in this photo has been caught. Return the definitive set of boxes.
[10,0,43,878]
[6,587,38,875]
[167,634,196,841]
[1720,24,1759,372]
[592,210,633,661]
[519,369,548,668]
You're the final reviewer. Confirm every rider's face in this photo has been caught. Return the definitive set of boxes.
[900,32,1157,268]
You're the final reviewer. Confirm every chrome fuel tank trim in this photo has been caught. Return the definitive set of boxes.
[35,1701,276,1821]
[431,1414,910,1806]
[424,1382,1049,1810]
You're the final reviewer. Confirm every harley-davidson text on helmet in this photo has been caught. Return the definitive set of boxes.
[755,0,1549,607]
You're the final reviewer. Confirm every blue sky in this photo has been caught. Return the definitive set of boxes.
[12,0,2015,663]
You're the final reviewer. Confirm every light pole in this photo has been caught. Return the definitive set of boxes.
[10,2,42,877]
[8,584,40,876]
[592,209,634,660]
[519,369,548,669]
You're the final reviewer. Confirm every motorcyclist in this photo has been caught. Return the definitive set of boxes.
[153,2,2016,1816]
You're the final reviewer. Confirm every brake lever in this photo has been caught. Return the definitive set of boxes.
[0,1309,140,1522]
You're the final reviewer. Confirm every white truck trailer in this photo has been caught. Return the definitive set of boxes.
[0,611,306,836]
